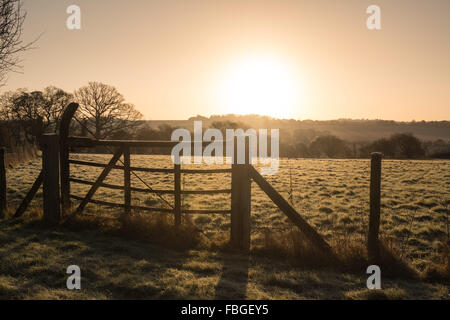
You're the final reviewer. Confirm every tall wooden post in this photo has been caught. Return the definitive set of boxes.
[123,146,131,218]
[174,163,181,226]
[368,152,382,262]
[0,147,6,219]
[41,134,61,225]
[231,135,251,251]
[59,103,78,216]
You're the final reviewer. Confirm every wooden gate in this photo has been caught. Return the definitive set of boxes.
[8,103,343,255]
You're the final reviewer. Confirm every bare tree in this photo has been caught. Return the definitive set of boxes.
[0,0,35,86]
[0,87,72,143]
[74,82,143,139]
[41,86,74,128]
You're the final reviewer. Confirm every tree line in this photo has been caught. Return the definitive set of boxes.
[0,82,143,147]
[1,82,448,159]
[279,133,445,159]
[133,123,448,159]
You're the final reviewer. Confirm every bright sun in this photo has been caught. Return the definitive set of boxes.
[218,55,301,119]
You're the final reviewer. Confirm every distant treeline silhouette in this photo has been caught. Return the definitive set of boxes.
[131,123,449,159]
[1,84,449,160]
[75,119,447,159]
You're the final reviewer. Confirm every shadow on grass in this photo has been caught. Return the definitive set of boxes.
[1,215,447,300]
[0,216,195,299]
[214,253,249,299]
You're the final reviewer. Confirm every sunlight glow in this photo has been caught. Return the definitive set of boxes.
[218,55,302,118]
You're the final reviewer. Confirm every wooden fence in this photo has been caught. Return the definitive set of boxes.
[0,103,383,257]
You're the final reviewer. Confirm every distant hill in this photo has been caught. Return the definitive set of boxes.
[142,115,450,143]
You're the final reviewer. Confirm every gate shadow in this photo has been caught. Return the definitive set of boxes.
[214,253,249,299]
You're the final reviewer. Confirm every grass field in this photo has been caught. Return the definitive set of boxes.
[1,154,449,299]
[0,215,448,299]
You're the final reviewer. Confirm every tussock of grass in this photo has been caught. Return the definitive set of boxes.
[252,229,335,269]
[345,288,408,300]
[4,146,39,168]
[62,212,205,251]
[376,238,418,279]
[421,242,450,283]
[119,214,204,250]
[252,228,417,278]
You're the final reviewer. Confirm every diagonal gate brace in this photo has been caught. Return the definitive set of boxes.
[249,166,337,258]
[74,148,124,215]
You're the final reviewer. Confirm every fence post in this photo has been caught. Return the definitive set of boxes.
[0,147,6,219]
[368,152,382,262]
[174,163,181,226]
[41,134,61,224]
[123,146,131,218]
[231,136,251,251]
[59,103,78,216]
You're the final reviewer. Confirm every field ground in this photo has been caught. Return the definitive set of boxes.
[1,154,449,299]
[0,216,448,299]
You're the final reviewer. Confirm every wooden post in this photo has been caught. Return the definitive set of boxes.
[231,136,251,251]
[41,134,61,225]
[59,103,78,216]
[368,152,382,262]
[123,146,131,218]
[0,147,6,219]
[174,163,181,226]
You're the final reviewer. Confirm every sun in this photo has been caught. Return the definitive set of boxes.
[217,55,301,119]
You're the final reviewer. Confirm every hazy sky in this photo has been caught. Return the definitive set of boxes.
[3,0,450,120]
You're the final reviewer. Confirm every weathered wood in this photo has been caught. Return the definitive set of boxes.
[69,159,231,174]
[59,103,79,215]
[231,137,240,247]
[41,134,61,224]
[69,159,175,173]
[181,168,232,174]
[67,137,229,149]
[123,147,131,218]
[74,148,124,215]
[65,136,96,148]
[249,165,335,256]
[0,147,6,218]
[182,209,231,214]
[69,178,175,194]
[70,194,229,214]
[181,189,231,195]
[70,195,173,213]
[368,152,382,262]
[70,178,230,195]
[14,171,44,218]
[230,136,251,251]
[174,163,181,226]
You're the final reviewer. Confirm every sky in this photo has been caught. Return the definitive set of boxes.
[2,0,450,121]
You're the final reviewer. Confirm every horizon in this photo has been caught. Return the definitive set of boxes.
[145,114,450,123]
[2,0,450,121]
